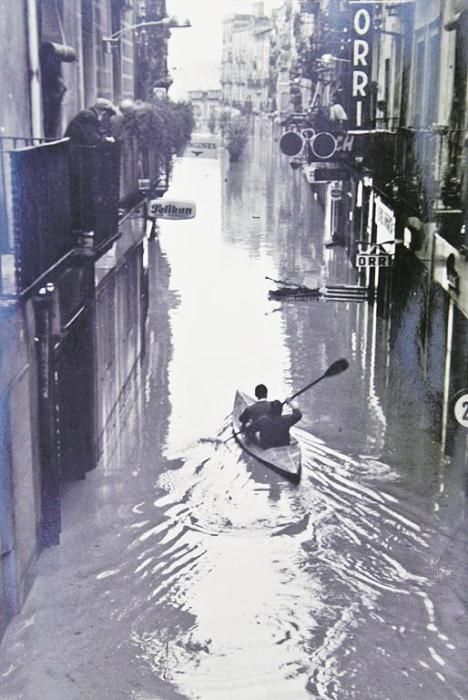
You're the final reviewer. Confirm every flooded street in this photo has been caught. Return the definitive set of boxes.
[0,120,467,699]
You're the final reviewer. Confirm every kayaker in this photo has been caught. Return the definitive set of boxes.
[239,384,271,439]
[251,399,302,449]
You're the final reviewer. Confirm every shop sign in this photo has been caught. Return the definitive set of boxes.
[350,4,374,129]
[149,199,196,220]
[315,168,348,181]
[375,196,396,245]
[356,242,393,268]
[309,131,355,160]
[279,131,304,156]
[356,253,392,268]
[432,233,465,303]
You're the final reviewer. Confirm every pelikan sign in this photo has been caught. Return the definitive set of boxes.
[351,4,373,129]
[149,199,196,220]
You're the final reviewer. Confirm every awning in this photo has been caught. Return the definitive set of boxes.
[40,42,77,63]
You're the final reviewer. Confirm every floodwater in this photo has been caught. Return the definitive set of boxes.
[0,119,467,700]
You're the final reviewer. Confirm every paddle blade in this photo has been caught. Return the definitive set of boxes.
[324,358,349,377]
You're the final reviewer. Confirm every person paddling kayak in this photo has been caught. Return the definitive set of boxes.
[239,384,271,429]
[251,399,302,449]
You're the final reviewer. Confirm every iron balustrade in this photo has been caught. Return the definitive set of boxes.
[9,138,73,294]
[0,136,51,256]
[1,137,123,296]
[395,127,441,217]
[69,142,121,251]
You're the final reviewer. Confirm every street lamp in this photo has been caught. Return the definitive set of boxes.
[320,54,351,64]
[102,16,191,52]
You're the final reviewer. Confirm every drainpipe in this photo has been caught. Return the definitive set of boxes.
[26,0,43,138]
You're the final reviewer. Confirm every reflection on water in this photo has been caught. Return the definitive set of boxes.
[122,423,465,700]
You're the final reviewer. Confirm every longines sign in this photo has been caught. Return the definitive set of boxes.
[351,4,374,129]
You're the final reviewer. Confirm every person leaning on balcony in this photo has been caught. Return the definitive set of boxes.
[64,98,117,145]
[111,99,136,140]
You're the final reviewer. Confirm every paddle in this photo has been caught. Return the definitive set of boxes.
[281,358,349,406]
[203,358,349,445]
[266,276,316,294]
[265,275,305,289]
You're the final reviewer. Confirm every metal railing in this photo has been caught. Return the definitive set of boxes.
[0,136,50,255]
[1,137,123,295]
[69,142,121,250]
[9,138,74,293]
[395,128,440,216]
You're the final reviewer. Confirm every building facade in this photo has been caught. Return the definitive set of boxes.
[0,0,173,639]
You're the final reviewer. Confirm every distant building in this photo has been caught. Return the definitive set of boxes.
[188,89,222,131]
[221,3,272,113]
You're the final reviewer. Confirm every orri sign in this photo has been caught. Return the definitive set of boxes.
[148,199,196,220]
[351,5,374,129]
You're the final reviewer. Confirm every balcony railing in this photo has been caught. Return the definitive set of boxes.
[0,137,50,256]
[1,137,123,296]
[8,138,74,294]
[394,128,441,217]
[69,142,121,251]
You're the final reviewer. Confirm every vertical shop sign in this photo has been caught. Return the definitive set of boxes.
[351,5,374,129]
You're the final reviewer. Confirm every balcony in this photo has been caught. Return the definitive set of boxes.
[1,137,74,295]
[69,142,121,251]
[1,137,122,297]
[392,127,453,219]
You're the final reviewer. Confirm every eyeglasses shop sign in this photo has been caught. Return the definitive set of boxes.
[149,199,197,220]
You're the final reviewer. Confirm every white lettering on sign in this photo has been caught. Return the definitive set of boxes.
[149,199,196,220]
[352,7,372,128]
[352,70,369,98]
[353,39,369,66]
[354,8,371,35]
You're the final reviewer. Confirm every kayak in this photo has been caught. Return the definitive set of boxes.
[232,390,302,483]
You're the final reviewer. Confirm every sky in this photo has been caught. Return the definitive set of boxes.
[167,0,281,99]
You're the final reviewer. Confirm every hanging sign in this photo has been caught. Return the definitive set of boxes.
[148,199,196,220]
[279,131,304,156]
[375,196,396,243]
[308,132,355,161]
[356,253,392,268]
[356,242,393,268]
[351,5,374,129]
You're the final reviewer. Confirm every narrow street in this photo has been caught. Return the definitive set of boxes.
[0,120,467,700]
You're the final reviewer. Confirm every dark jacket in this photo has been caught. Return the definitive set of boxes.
[239,399,271,425]
[64,109,105,145]
[254,408,302,449]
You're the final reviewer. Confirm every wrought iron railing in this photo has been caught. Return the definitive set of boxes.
[69,142,121,250]
[1,137,123,295]
[395,128,440,217]
[0,136,50,256]
[8,138,73,294]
